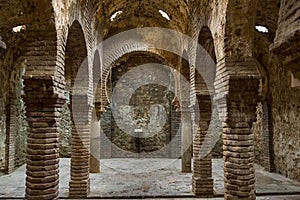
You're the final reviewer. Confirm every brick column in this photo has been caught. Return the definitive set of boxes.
[24,77,65,200]
[170,107,181,158]
[192,94,213,196]
[23,26,65,200]
[5,95,17,174]
[261,101,275,172]
[216,76,259,200]
[90,112,100,173]
[181,103,192,173]
[69,95,91,197]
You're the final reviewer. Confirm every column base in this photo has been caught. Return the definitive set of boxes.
[69,179,90,198]
[192,176,214,197]
[90,154,100,173]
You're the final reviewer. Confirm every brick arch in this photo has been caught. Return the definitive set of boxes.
[198,26,217,63]
[100,42,170,111]
[65,20,88,88]
[195,26,217,93]
[98,27,187,109]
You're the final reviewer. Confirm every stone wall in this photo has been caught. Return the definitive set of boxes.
[271,0,300,51]
[270,58,300,181]
[210,105,222,158]
[0,67,27,173]
[253,49,300,180]
[101,54,177,158]
[59,100,71,158]
[253,102,264,164]
[14,68,27,168]
[252,0,300,181]
[0,32,27,174]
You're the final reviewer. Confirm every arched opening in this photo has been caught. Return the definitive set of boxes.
[101,51,175,158]
[198,26,217,64]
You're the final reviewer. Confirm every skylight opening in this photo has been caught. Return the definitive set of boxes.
[255,25,268,33]
[159,10,170,21]
[110,11,123,21]
[12,25,26,33]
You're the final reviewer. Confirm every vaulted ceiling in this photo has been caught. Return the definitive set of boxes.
[96,0,190,37]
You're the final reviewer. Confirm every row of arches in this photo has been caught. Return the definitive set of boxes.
[0,0,286,200]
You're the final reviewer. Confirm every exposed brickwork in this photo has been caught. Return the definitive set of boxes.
[24,77,65,200]
[90,111,100,173]
[65,18,92,197]
[23,22,66,199]
[0,0,299,199]
[188,24,217,196]
[192,94,213,196]
[222,78,259,200]
[253,101,275,172]
[170,106,181,158]
[261,101,275,172]
[215,57,260,200]
[69,95,91,197]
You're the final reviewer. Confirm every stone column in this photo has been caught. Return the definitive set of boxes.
[5,94,17,174]
[216,76,259,200]
[192,94,213,196]
[24,77,65,200]
[69,95,91,197]
[181,102,192,173]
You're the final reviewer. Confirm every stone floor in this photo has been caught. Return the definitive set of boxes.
[0,158,300,199]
